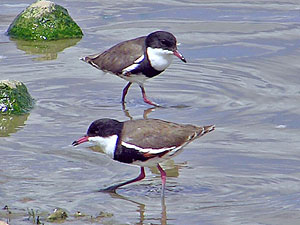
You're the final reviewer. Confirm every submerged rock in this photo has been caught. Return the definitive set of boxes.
[7,0,83,41]
[47,208,68,222]
[0,80,34,115]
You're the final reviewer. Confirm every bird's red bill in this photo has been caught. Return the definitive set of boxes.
[173,50,187,63]
[72,135,89,146]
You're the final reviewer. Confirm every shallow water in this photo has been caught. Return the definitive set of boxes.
[1,0,300,224]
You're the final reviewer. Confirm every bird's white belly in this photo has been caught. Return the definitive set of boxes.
[120,73,149,86]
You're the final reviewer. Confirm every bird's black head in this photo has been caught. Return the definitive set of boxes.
[145,31,186,63]
[87,118,124,137]
[146,31,177,51]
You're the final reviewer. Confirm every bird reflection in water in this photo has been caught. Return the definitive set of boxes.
[104,168,184,225]
[122,102,156,120]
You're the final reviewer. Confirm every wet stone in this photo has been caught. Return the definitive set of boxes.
[0,80,34,115]
[47,208,68,222]
[7,0,83,41]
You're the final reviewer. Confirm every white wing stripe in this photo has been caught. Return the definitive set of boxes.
[134,54,145,63]
[122,54,145,74]
[121,141,176,154]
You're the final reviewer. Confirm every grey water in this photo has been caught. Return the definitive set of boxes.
[1,0,300,224]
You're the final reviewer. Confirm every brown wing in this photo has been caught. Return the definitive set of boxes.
[82,36,146,74]
[121,119,212,149]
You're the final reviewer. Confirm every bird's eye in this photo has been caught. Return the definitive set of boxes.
[161,39,169,45]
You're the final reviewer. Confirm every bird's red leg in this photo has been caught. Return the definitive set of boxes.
[122,82,132,103]
[157,164,167,198]
[100,167,145,192]
[139,85,159,107]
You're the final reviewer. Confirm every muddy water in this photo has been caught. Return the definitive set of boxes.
[1,0,300,224]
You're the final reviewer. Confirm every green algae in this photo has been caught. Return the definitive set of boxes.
[47,208,68,222]
[7,0,83,41]
[0,80,34,115]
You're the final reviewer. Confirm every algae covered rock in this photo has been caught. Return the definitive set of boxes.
[47,208,68,222]
[7,0,83,41]
[0,80,34,115]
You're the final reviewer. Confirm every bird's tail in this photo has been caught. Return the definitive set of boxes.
[202,125,215,135]
[80,56,92,63]
[80,56,86,61]
[188,124,215,142]
[80,55,101,69]
[196,124,215,139]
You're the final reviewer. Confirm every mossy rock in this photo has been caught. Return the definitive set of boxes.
[0,80,34,115]
[7,0,83,41]
[47,208,68,222]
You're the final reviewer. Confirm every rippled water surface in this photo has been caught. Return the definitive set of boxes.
[1,0,300,224]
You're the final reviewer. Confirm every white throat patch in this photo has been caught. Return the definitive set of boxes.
[88,135,118,159]
[147,47,174,71]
